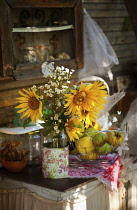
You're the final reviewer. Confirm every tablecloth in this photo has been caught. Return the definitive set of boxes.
[68,153,121,190]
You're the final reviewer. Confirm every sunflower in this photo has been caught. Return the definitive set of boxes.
[15,89,43,123]
[64,81,108,115]
[76,107,99,128]
[65,117,84,141]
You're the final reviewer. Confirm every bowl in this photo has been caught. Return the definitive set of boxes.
[2,160,28,172]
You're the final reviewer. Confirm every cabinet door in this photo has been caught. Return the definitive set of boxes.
[0,0,83,80]
[0,0,14,77]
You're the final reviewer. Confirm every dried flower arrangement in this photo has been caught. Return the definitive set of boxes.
[0,140,29,161]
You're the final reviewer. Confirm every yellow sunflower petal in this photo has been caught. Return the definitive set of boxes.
[15,103,28,109]
[20,109,31,119]
[17,107,29,113]
[23,89,33,97]
[18,90,30,98]
[16,97,29,102]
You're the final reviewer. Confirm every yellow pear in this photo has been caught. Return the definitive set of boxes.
[81,152,98,160]
[76,136,95,154]
[107,131,124,147]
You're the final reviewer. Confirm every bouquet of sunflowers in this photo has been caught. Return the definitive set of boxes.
[15,62,108,149]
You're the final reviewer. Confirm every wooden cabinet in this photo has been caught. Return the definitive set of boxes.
[0,0,83,80]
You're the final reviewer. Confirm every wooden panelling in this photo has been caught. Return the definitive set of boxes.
[83,0,124,3]
[94,18,126,32]
[6,0,78,8]
[113,44,137,58]
[84,4,127,18]
[0,107,15,125]
[0,78,47,91]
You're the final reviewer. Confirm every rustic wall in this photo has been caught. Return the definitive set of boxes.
[83,0,137,90]
[0,0,137,125]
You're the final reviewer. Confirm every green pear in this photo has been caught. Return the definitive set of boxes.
[96,142,112,154]
[74,124,85,138]
[85,127,97,137]
[92,132,106,146]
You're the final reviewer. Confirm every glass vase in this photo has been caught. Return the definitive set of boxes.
[43,129,68,148]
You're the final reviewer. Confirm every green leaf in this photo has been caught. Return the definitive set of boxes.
[23,118,31,128]
[42,127,53,137]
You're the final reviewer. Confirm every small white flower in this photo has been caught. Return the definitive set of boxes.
[124,132,129,141]
[39,86,44,89]
[116,141,129,156]
[31,85,37,91]
[54,125,58,130]
[43,90,48,94]
[64,111,69,116]
[55,88,61,94]
[58,76,62,81]
[65,68,69,73]
[61,66,65,70]
[49,94,53,97]
[57,102,61,107]
[44,84,50,89]
[54,114,59,120]
[55,130,60,134]
[40,95,43,99]
[117,111,121,115]
[52,82,57,87]
[113,117,118,122]
[56,66,61,71]
[62,85,68,89]
[108,121,112,127]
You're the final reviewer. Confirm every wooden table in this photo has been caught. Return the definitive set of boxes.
[0,165,127,210]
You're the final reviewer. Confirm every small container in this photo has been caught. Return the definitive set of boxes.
[28,131,43,166]
[0,127,43,166]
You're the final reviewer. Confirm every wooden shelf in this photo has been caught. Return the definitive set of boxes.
[12,25,74,33]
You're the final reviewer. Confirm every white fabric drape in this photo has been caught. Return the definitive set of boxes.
[78,9,119,81]
[0,184,126,210]
[0,188,65,210]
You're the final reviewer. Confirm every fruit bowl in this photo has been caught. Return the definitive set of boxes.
[75,129,126,161]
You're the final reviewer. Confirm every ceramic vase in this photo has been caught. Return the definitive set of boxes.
[42,146,69,178]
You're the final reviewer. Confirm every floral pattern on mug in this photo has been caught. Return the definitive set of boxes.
[42,146,69,178]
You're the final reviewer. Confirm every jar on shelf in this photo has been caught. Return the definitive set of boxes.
[23,47,36,63]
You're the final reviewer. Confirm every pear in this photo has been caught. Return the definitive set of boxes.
[81,152,98,160]
[76,136,95,154]
[92,132,106,146]
[74,124,85,138]
[107,131,124,147]
[85,127,97,137]
[96,142,112,154]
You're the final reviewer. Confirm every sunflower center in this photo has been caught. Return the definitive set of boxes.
[68,120,74,131]
[73,91,86,106]
[81,109,89,117]
[28,97,40,110]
